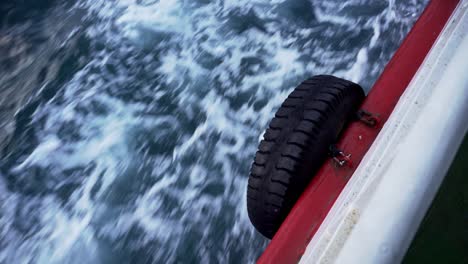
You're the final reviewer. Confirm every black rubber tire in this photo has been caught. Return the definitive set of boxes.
[247,75,365,239]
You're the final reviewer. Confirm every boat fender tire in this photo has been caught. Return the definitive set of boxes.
[247,75,365,239]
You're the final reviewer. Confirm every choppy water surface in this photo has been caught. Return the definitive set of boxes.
[0,0,428,263]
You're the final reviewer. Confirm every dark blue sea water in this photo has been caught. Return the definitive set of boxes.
[0,0,428,263]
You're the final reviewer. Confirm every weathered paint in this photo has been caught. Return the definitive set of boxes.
[302,2,468,262]
[258,0,461,263]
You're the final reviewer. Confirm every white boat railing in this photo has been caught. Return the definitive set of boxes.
[300,1,468,263]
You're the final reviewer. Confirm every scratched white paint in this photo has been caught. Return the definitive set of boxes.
[300,1,468,263]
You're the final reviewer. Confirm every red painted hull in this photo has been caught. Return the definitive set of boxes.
[258,0,461,263]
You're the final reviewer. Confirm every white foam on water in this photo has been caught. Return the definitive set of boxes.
[0,0,428,262]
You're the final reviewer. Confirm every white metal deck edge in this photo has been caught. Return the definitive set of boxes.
[300,1,468,263]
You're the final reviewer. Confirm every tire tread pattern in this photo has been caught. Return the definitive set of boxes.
[247,75,365,238]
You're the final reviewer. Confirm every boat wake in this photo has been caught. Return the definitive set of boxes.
[0,0,427,263]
